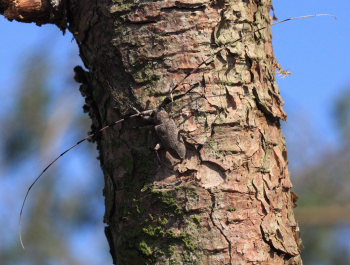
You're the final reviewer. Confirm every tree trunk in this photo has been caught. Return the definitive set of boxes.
[1,0,302,264]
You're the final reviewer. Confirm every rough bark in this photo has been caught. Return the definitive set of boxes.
[1,0,303,264]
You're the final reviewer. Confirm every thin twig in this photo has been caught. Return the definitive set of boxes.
[272,14,336,27]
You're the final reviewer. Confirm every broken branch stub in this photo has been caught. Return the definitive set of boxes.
[0,0,66,28]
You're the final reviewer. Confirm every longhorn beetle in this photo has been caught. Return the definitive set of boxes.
[18,14,335,249]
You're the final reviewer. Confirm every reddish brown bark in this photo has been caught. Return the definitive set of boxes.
[0,0,66,26]
[2,0,303,264]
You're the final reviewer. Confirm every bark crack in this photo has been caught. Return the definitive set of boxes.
[160,5,206,13]
[208,189,233,265]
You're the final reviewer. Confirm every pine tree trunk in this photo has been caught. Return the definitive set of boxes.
[1,0,302,264]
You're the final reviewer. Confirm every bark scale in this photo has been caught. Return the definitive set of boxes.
[2,0,303,264]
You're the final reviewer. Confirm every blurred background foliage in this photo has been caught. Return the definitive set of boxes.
[289,97,350,264]
[1,9,350,265]
[0,36,113,264]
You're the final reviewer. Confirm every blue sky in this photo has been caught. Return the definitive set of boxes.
[0,0,349,264]
[273,0,350,147]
